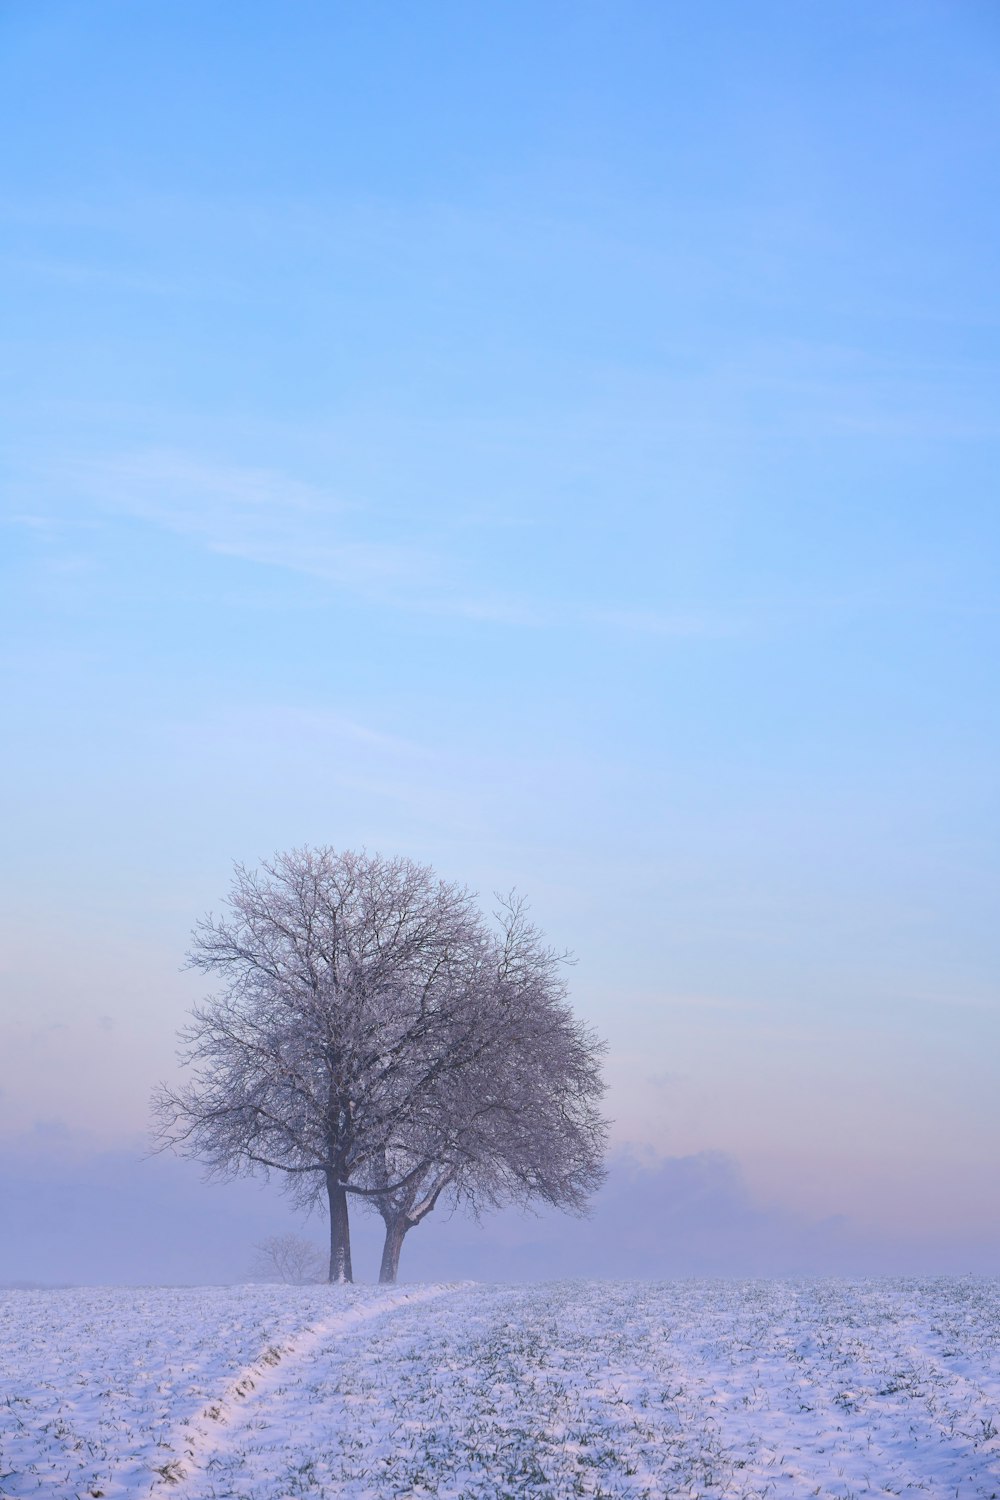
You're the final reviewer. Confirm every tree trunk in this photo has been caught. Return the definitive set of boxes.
[327,1175,353,1283]
[378,1215,410,1284]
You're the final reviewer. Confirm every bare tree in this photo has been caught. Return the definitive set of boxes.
[152,849,608,1285]
[152,848,489,1282]
[363,898,608,1282]
[251,1233,325,1284]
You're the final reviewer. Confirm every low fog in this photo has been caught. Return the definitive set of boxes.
[3,1132,995,1289]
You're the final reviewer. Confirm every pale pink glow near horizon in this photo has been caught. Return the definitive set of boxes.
[3,908,997,1275]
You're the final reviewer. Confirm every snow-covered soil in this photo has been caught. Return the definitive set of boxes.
[2,1278,999,1498]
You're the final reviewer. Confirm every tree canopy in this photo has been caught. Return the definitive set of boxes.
[152,847,607,1281]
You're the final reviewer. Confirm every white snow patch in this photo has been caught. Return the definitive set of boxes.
[2,1278,1000,1498]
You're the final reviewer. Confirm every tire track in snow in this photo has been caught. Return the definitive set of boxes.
[150,1284,459,1493]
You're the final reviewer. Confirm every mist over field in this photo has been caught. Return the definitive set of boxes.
[2,1136,995,1289]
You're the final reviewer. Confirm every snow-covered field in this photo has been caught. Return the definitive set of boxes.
[2,1278,999,1498]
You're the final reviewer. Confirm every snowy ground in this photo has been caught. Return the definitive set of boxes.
[2,1279,999,1498]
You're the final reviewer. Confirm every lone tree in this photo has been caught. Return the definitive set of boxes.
[152,847,607,1283]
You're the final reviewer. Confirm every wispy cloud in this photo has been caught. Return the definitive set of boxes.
[80,449,444,594]
[68,450,562,625]
[65,450,756,636]
[163,702,433,765]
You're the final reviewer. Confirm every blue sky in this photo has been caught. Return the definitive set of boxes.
[2,0,999,1279]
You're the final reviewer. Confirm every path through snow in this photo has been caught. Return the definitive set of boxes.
[157,1283,454,1493]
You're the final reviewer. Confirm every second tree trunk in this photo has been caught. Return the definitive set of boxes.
[378,1215,409,1284]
